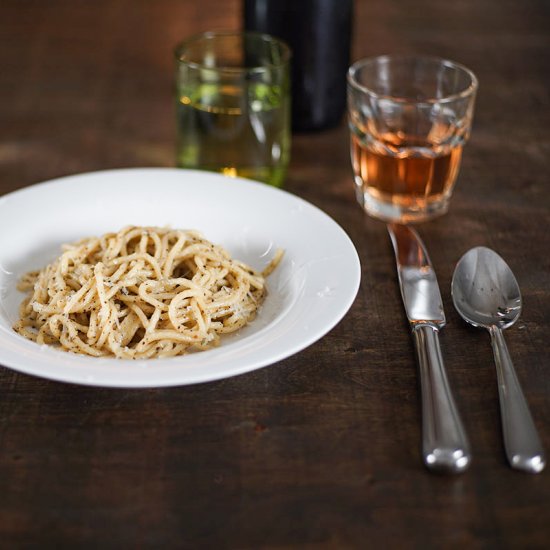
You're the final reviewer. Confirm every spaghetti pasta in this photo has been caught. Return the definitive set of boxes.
[13,226,282,359]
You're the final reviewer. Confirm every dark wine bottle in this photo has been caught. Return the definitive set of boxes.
[243,0,353,132]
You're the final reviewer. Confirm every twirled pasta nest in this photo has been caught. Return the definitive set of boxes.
[14,226,282,359]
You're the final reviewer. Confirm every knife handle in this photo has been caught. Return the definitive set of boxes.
[412,324,471,473]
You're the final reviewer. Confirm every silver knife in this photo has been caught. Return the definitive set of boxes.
[388,223,471,473]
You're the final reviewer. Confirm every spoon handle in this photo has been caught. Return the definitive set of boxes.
[413,324,471,473]
[489,326,546,473]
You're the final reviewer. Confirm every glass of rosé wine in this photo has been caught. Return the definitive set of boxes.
[347,55,478,223]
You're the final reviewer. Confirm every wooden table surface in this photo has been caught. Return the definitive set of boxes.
[1,0,549,547]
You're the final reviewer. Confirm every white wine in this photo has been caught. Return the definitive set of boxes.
[176,82,290,187]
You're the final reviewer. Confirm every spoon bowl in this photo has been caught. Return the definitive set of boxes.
[452,246,545,474]
[451,246,522,329]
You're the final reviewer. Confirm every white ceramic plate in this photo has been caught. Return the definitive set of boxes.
[0,168,361,387]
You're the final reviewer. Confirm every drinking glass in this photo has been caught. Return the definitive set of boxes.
[347,55,478,222]
[174,31,291,187]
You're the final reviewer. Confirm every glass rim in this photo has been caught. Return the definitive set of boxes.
[347,54,478,105]
[174,30,291,75]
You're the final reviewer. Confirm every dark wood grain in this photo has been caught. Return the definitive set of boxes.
[1,0,549,547]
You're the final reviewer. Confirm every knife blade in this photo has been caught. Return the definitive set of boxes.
[388,223,471,473]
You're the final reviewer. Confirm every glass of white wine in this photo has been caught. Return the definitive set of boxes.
[175,31,291,187]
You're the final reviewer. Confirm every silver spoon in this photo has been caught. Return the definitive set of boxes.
[451,246,545,473]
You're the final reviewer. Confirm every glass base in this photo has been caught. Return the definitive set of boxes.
[356,187,451,223]
[176,162,287,188]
